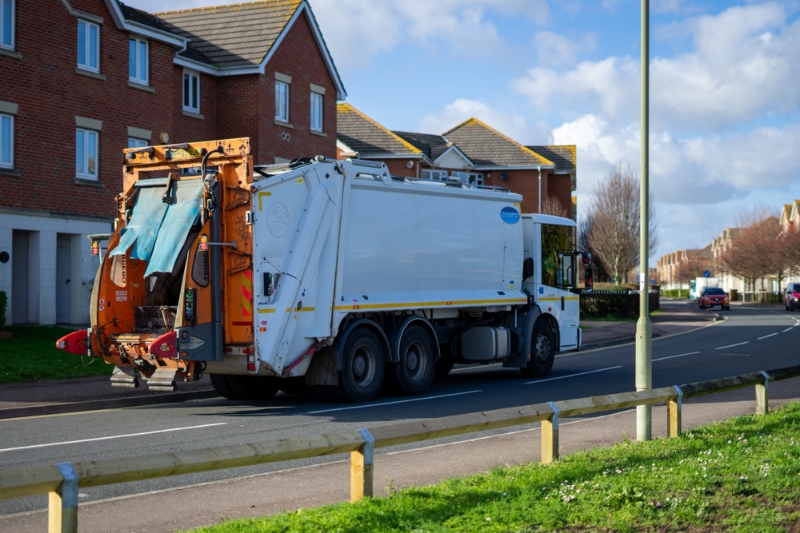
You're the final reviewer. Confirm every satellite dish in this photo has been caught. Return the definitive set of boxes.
[500,172,508,181]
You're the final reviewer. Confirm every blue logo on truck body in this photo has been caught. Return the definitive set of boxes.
[500,207,520,224]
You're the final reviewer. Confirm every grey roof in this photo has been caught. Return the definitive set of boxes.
[392,131,450,159]
[527,145,576,174]
[118,2,174,34]
[442,119,553,168]
[337,104,423,157]
[154,0,303,68]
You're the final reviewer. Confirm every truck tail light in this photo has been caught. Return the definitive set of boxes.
[91,241,100,256]
[199,235,208,252]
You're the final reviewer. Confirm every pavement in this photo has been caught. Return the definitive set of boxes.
[0,298,717,420]
[4,300,800,533]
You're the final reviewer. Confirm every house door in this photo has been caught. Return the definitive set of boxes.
[11,231,30,325]
[56,234,71,324]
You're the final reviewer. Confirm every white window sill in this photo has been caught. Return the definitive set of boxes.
[182,110,204,120]
[310,130,327,138]
[75,68,106,81]
[128,81,154,93]
[0,48,21,59]
[274,120,293,129]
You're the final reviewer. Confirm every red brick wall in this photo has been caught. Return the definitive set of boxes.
[546,173,574,218]
[0,1,338,218]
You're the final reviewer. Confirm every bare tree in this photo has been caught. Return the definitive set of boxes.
[674,256,706,287]
[585,165,658,285]
[718,210,780,292]
[578,212,610,282]
[540,195,569,218]
[783,228,800,281]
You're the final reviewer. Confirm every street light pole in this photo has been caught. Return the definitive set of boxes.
[636,0,652,442]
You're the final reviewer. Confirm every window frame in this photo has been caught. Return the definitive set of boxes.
[310,91,323,132]
[127,137,148,149]
[275,80,289,123]
[128,36,149,85]
[421,169,449,181]
[0,113,13,169]
[77,19,100,73]
[0,0,14,51]
[76,127,99,180]
[183,70,200,113]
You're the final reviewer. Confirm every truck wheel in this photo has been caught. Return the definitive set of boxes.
[386,325,435,395]
[336,328,385,403]
[521,321,555,378]
[227,375,280,401]
[210,374,240,400]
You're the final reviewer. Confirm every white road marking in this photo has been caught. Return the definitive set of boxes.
[783,328,794,333]
[307,390,481,414]
[0,423,227,453]
[758,333,778,340]
[715,341,749,350]
[523,365,622,385]
[653,351,699,362]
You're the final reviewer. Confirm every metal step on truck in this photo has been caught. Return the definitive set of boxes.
[56,138,591,403]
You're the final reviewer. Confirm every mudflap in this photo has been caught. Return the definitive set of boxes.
[304,346,339,386]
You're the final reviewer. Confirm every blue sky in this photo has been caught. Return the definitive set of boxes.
[125,0,800,264]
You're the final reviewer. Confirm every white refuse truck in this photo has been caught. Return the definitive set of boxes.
[56,138,590,403]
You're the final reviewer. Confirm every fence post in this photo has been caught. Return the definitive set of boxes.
[667,386,683,437]
[756,371,770,415]
[350,429,374,502]
[49,463,78,533]
[541,402,560,464]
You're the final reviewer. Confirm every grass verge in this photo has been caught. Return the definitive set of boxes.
[0,326,113,383]
[186,402,800,533]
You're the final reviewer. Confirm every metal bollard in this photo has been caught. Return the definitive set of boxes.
[49,463,78,533]
[351,429,375,502]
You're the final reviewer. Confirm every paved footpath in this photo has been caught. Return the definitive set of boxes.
[4,300,794,533]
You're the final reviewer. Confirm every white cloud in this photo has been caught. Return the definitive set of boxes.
[513,3,800,131]
[533,31,597,66]
[419,98,552,143]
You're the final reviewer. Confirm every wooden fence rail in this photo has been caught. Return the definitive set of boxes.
[2,364,799,533]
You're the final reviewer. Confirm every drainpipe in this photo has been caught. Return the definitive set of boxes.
[537,166,542,213]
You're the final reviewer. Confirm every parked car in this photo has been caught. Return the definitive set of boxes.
[785,283,800,311]
[699,287,730,310]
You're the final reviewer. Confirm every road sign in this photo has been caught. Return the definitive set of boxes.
[703,270,710,278]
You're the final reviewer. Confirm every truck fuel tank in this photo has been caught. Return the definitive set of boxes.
[460,326,511,361]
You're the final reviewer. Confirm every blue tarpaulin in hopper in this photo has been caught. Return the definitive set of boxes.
[110,185,168,262]
[145,179,205,276]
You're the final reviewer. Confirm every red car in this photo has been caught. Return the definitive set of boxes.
[699,287,730,310]
[785,283,800,311]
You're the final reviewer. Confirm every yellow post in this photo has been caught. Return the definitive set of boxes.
[350,429,374,502]
[541,402,560,464]
[667,385,682,437]
[755,371,770,416]
[48,463,78,533]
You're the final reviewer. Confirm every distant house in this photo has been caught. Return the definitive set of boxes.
[0,0,344,325]
[336,103,576,217]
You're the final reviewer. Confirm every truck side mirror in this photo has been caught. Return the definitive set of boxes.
[581,252,592,265]
[522,257,534,281]
[584,267,593,292]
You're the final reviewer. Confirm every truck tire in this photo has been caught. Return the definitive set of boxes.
[209,374,240,400]
[335,328,385,403]
[227,375,280,401]
[520,320,555,378]
[386,325,435,395]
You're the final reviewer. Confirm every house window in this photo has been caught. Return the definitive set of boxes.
[0,113,12,168]
[76,128,99,179]
[422,169,449,181]
[310,92,323,132]
[77,20,100,72]
[129,37,148,85]
[128,137,148,149]
[275,80,289,122]
[183,70,199,113]
[1,0,14,50]
[451,171,484,186]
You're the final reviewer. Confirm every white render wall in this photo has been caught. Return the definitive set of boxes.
[0,211,111,325]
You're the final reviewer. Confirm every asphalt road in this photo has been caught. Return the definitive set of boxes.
[1,303,798,518]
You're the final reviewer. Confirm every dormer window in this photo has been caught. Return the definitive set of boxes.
[77,19,100,72]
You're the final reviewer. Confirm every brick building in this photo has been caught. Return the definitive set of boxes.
[0,0,344,325]
[336,103,576,217]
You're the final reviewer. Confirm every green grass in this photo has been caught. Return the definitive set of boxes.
[185,402,800,533]
[0,326,113,383]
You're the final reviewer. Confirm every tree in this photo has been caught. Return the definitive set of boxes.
[540,195,569,218]
[674,256,706,287]
[584,165,658,285]
[718,209,779,293]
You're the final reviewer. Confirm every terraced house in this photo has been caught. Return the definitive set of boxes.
[0,0,344,325]
[336,103,576,217]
